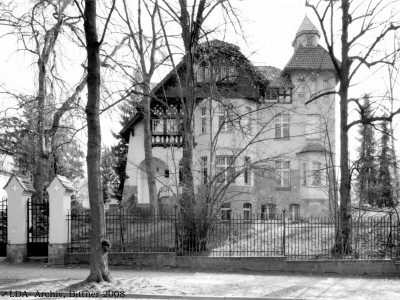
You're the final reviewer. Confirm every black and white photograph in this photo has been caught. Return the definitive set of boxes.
[0,0,400,299]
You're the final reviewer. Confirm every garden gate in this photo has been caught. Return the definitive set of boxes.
[0,196,7,257]
[27,197,49,257]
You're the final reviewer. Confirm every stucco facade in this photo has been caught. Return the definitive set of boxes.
[121,16,338,219]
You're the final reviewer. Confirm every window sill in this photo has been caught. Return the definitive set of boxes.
[275,187,291,191]
[274,137,290,140]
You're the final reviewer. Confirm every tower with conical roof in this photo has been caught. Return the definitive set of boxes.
[292,15,321,49]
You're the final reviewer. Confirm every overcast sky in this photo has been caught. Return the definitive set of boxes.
[0,1,398,157]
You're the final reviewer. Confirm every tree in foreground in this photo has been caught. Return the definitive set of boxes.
[307,0,400,255]
[80,0,115,282]
[157,0,243,251]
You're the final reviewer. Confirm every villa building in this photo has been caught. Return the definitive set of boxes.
[120,16,338,219]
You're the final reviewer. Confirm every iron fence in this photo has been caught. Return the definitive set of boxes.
[0,196,7,257]
[67,211,177,253]
[67,210,400,260]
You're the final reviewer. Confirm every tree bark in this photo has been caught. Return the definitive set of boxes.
[333,0,352,255]
[84,0,112,283]
[142,85,159,216]
[33,56,48,203]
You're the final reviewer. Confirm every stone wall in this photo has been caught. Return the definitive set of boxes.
[65,253,400,277]
[7,245,26,263]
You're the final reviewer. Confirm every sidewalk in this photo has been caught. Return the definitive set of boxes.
[0,259,399,299]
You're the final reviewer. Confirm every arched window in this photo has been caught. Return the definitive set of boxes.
[243,203,252,220]
[289,204,300,222]
[220,203,231,221]
[261,203,276,220]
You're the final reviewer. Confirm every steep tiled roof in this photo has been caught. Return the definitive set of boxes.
[257,66,293,88]
[297,143,330,154]
[284,45,338,71]
[56,175,74,192]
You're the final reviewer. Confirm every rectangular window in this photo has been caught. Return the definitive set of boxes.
[216,156,235,184]
[261,203,276,220]
[201,106,207,134]
[165,119,178,134]
[312,162,322,186]
[243,156,251,185]
[227,66,237,82]
[279,88,291,103]
[243,203,252,220]
[302,163,307,186]
[307,35,314,46]
[219,65,227,81]
[152,119,163,133]
[244,156,251,185]
[310,78,317,96]
[196,66,204,83]
[221,203,231,221]
[289,204,300,222]
[266,88,278,100]
[275,160,290,187]
[306,114,320,139]
[204,66,210,82]
[275,114,290,139]
[323,77,330,99]
[217,104,232,132]
[201,156,208,184]
[241,106,252,133]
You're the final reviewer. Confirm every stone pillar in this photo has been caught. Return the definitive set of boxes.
[47,175,73,264]
[4,176,35,262]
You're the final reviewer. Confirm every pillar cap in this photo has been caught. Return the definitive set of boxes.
[47,175,74,193]
[3,175,35,193]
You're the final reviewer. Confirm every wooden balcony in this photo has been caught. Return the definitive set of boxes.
[151,134,183,148]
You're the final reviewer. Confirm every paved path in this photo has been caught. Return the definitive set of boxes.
[0,260,399,299]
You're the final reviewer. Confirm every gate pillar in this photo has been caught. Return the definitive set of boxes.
[4,176,35,262]
[47,175,73,264]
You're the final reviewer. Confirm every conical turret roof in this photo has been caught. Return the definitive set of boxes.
[295,15,320,37]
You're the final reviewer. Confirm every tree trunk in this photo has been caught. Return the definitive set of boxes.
[33,58,48,203]
[84,0,112,283]
[179,51,198,251]
[142,83,158,217]
[333,0,352,255]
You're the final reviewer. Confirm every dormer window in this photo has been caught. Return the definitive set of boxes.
[196,64,237,83]
[266,88,278,100]
[265,88,292,103]
[306,35,314,47]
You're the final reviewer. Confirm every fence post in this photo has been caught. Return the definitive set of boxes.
[47,175,73,264]
[282,209,286,256]
[174,205,179,254]
[389,213,393,259]
[4,175,35,262]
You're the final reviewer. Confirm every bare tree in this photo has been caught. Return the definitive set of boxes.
[156,0,244,250]
[116,0,171,216]
[306,0,400,255]
[0,0,87,201]
[77,0,116,283]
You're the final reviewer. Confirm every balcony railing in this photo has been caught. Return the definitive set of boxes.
[152,134,183,147]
